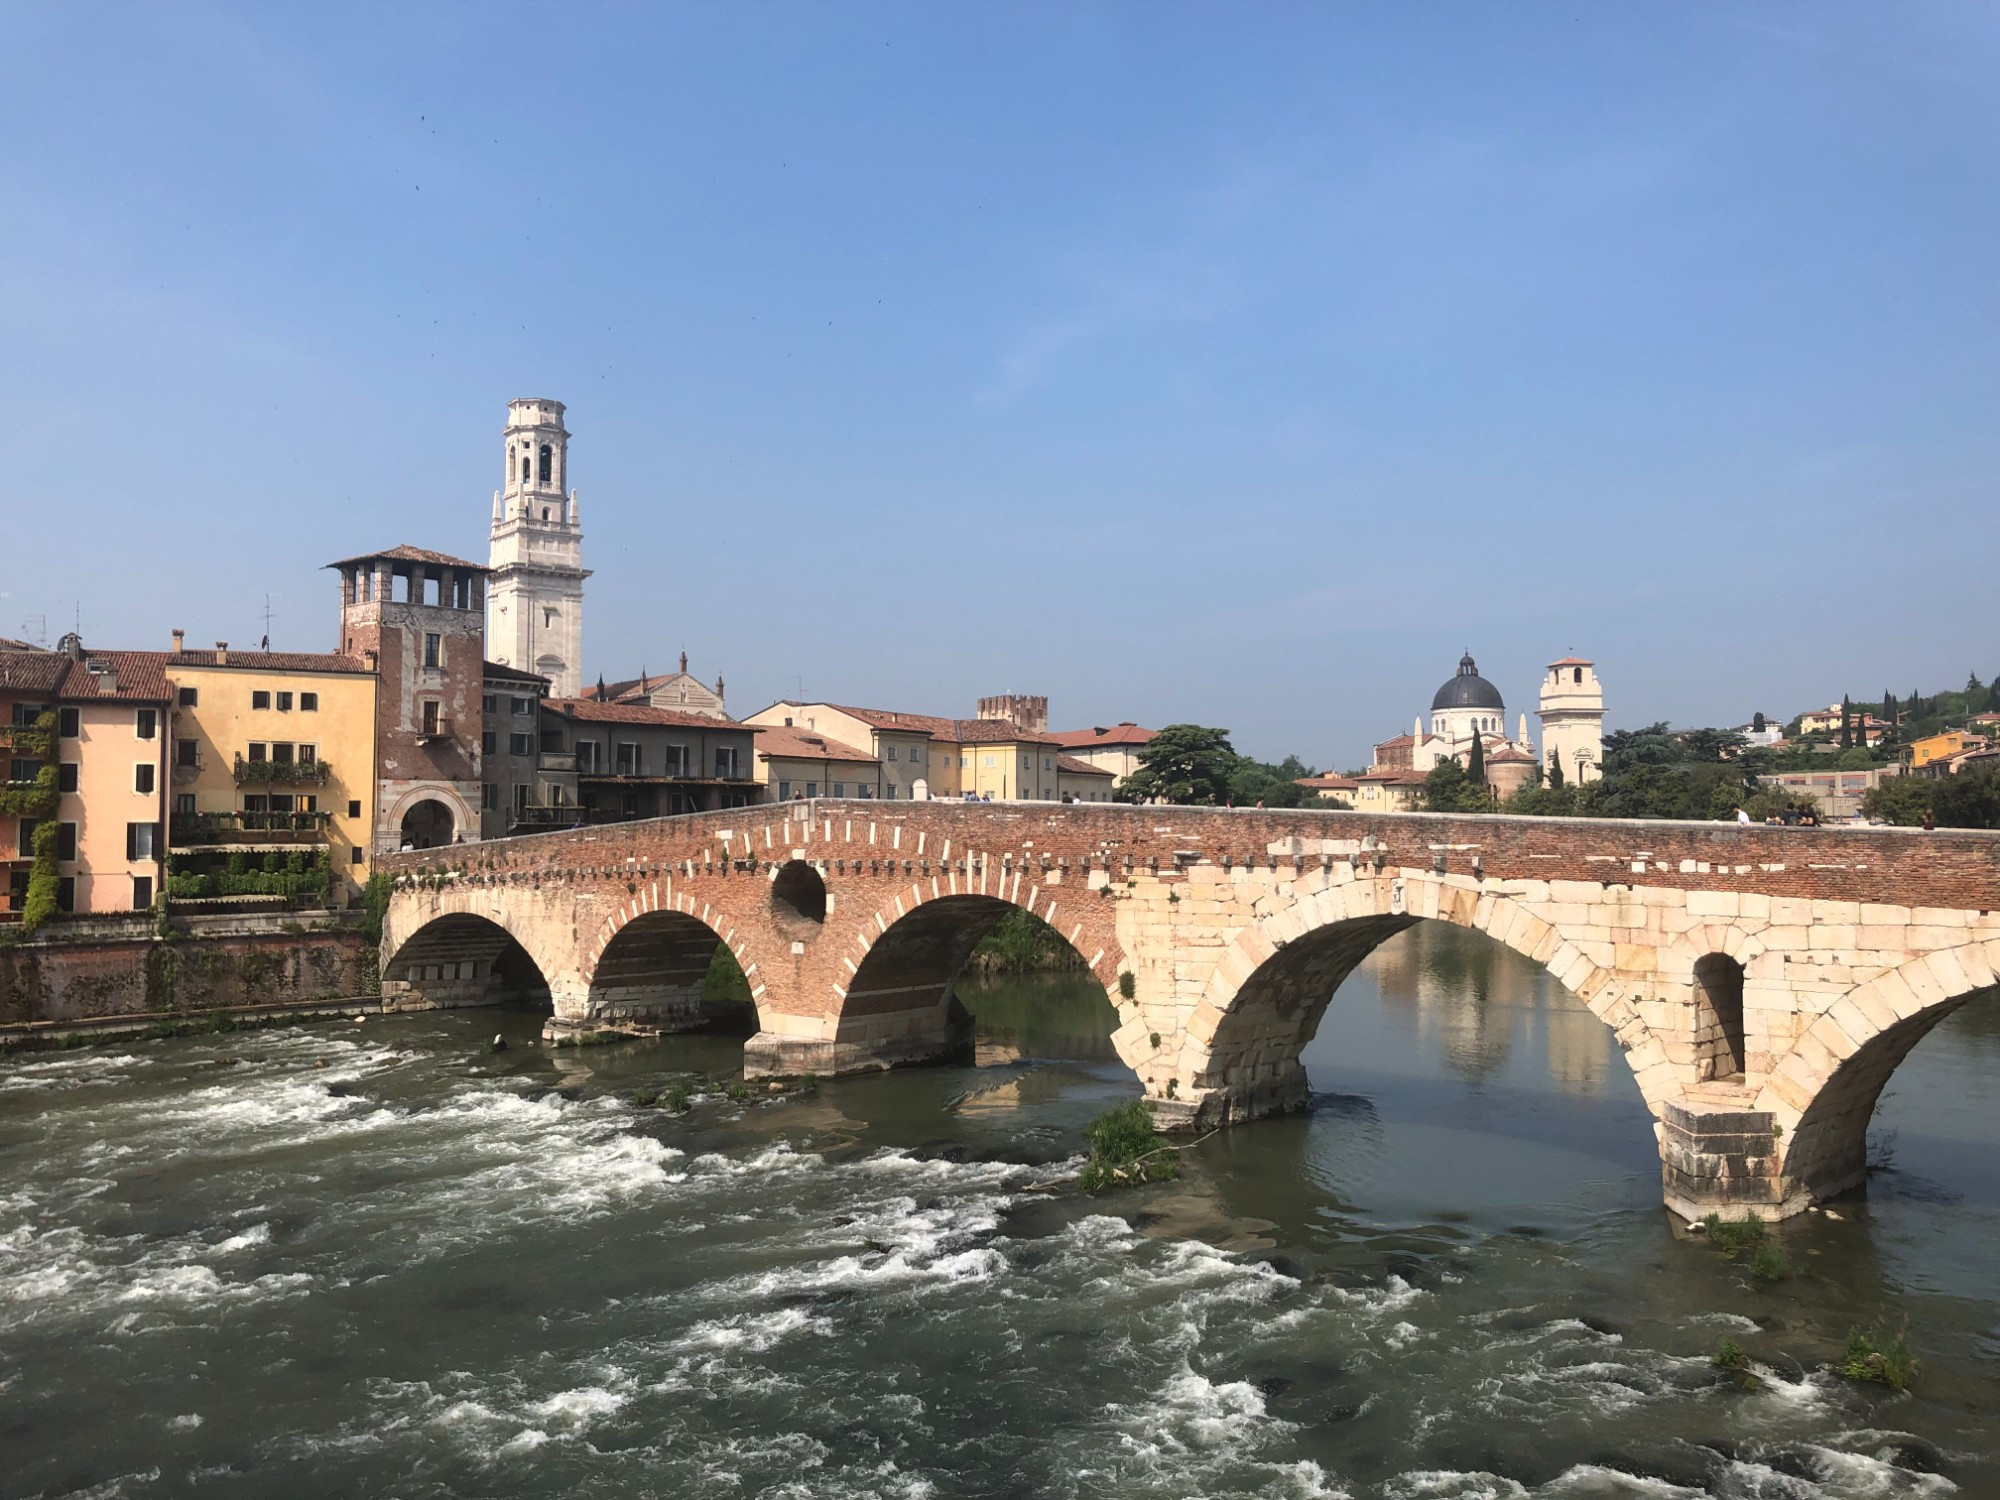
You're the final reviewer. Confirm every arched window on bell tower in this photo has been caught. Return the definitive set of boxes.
[521,454,530,483]
[539,444,552,483]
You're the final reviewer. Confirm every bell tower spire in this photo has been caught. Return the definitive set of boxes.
[486,397,590,698]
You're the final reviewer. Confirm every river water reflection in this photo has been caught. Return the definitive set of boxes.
[1,924,1994,1498]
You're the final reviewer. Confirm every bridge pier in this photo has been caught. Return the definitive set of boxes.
[1659,1098,1801,1222]
[743,997,975,1079]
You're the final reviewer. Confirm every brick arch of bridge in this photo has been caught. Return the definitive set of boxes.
[1762,937,2000,1206]
[744,871,1129,1075]
[382,894,566,1010]
[579,883,776,1032]
[1174,871,1667,1126]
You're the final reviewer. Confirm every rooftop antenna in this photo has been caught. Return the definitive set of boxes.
[18,613,46,648]
[260,593,281,651]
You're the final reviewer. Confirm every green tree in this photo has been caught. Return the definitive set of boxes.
[1422,757,1493,814]
[1118,724,1238,806]
[1863,776,1935,826]
[1547,753,1566,792]
[1465,731,1487,788]
[1935,766,2000,829]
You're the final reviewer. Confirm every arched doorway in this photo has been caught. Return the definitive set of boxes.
[400,799,455,850]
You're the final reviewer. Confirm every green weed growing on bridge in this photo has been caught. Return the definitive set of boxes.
[1076,1100,1180,1194]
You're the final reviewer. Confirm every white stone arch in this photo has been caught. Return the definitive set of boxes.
[1760,938,2000,1203]
[1171,869,1676,1124]
[381,885,568,1009]
[383,782,478,852]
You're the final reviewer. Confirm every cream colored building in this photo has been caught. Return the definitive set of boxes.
[1537,656,1605,784]
[1049,722,1156,787]
[755,724,881,800]
[1056,754,1116,803]
[1295,772,1358,804]
[746,700,1072,801]
[591,652,730,719]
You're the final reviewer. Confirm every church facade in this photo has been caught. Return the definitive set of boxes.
[1369,652,1604,800]
[487,398,590,699]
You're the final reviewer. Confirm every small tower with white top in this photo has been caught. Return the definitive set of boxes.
[1537,656,1604,784]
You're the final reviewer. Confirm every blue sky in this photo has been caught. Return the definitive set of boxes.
[4,3,1996,767]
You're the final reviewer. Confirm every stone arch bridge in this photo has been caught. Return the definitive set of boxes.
[379,801,2000,1223]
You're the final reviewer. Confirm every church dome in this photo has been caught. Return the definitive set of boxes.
[1431,653,1505,712]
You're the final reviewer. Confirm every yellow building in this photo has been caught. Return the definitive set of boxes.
[1910,730,1986,770]
[160,636,379,905]
[1349,768,1427,812]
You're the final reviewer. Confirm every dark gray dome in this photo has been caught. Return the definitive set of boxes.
[1431,653,1505,712]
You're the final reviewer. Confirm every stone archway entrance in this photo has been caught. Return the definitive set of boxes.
[399,799,456,850]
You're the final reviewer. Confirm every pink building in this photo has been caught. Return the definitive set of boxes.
[48,644,171,914]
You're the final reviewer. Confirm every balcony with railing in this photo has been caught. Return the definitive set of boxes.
[0,718,55,756]
[233,755,334,788]
[171,809,333,850]
[537,750,577,773]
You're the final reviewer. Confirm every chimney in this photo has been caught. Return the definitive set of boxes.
[215,641,229,665]
[363,648,379,674]
[171,628,185,655]
[679,650,689,675]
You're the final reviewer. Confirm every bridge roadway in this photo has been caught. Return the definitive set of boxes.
[378,800,2000,1222]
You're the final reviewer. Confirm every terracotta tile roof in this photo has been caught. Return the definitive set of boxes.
[1055,754,1113,776]
[755,726,877,764]
[823,703,950,738]
[1373,733,1417,750]
[0,651,69,695]
[52,651,173,704]
[947,718,1062,747]
[765,701,1062,748]
[0,637,48,653]
[1296,773,1359,790]
[1356,768,1428,785]
[1050,722,1157,748]
[325,544,490,572]
[1485,746,1536,764]
[168,650,371,674]
[550,698,757,731]
[1548,656,1594,667]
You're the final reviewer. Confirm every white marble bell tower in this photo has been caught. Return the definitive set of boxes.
[487,397,589,698]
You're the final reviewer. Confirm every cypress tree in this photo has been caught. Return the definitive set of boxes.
[1839,695,1853,749]
[1466,730,1487,789]
[1548,754,1566,791]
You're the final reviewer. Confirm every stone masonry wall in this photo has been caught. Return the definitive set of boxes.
[0,913,369,1025]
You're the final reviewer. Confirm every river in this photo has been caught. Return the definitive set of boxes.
[2,924,1995,1498]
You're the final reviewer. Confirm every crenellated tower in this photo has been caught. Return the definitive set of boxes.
[487,397,589,698]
